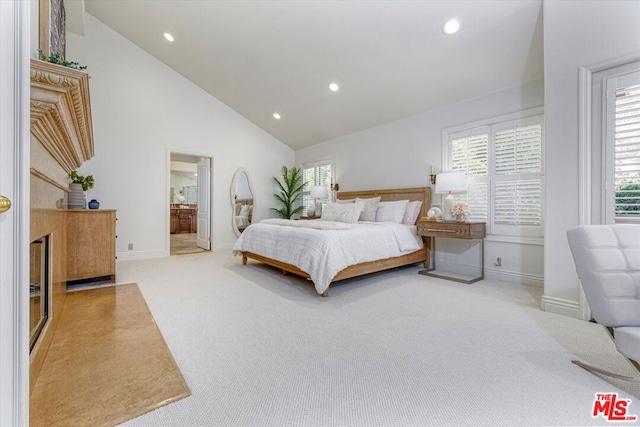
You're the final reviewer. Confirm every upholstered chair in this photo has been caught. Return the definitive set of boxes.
[566,224,640,380]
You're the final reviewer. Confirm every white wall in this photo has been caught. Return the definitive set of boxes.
[296,80,545,286]
[543,0,640,318]
[66,14,294,257]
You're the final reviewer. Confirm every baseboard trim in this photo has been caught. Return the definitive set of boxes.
[540,294,581,319]
[435,260,543,287]
[484,267,543,287]
[116,249,167,261]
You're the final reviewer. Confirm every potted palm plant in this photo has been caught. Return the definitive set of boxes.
[272,166,306,219]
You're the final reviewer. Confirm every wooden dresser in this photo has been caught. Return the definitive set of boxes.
[66,209,117,283]
[170,208,197,233]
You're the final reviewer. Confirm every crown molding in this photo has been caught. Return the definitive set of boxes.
[30,59,94,173]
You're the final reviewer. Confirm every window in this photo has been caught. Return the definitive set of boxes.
[592,61,640,225]
[444,110,544,238]
[610,76,640,222]
[301,159,332,216]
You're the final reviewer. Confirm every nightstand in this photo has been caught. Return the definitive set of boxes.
[299,216,320,220]
[416,220,486,284]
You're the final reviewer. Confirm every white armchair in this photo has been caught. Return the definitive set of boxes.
[567,224,640,380]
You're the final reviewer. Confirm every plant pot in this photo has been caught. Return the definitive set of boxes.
[68,183,85,209]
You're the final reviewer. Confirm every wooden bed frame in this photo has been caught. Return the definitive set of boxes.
[241,187,431,296]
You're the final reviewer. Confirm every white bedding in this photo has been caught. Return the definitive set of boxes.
[232,220,423,294]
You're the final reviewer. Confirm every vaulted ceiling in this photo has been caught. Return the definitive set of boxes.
[83,0,543,150]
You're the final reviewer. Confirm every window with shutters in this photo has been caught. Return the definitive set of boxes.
[612,81,640,221]
[301,159,332,216]
[444,109,544,239]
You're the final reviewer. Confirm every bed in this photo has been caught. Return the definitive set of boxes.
[232,187,431,296]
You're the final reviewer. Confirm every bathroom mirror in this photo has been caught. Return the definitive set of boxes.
[231,167,255,237]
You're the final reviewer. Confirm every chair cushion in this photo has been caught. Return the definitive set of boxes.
[567,225,640,327]
[615,327,640,361]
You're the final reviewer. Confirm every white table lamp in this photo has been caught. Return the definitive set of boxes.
[310,185,329,216]
[435,171,467,222]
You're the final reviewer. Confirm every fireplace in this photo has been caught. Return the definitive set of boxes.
[30,235,50,352]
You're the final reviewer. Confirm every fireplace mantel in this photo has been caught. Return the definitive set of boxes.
[30,59,94,176]
[29,59,95,393]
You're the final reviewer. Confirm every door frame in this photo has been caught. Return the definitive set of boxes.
[0,1,30,424]
[577,53,640,321]
[166,149,214,255]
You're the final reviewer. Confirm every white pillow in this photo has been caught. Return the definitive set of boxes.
[355,196,381,222]
[375,200,409,223]
[402,201,423,225]
[239,205,250,217]
[321,201,365,223]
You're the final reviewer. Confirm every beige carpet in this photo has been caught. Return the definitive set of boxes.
[115,252,640,426]
[30,284,190,427]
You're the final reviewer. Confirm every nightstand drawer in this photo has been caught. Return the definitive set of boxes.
[416,221,485,239]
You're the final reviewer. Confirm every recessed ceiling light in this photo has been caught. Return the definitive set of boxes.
[163,32,174,42]
[273,113,281,120]
[442,19,460,35]
[329,83,340,92]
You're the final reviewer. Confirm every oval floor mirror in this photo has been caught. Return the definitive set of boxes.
[231,167,255,237]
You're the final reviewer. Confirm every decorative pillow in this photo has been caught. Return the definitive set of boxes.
[336,198,355,204]
[402,201,423,225]
[355,196,381,222]
[321,201,365,223]
[239,205,250,217]
[375,200,409,223]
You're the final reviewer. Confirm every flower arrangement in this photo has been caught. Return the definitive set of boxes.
[451,201,469,217]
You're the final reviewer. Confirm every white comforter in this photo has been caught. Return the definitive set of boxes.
[232,219,423,294]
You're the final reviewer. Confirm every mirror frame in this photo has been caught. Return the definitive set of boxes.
[231,167,256,237]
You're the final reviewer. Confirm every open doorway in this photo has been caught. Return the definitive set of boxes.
[169,152,212,255]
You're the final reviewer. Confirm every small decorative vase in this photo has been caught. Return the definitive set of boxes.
[455,214,466,223]
[88,199,100,209]
[68,183,85,209]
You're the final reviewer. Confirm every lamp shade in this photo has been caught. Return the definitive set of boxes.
[435,171,467,194]
[310,185,329,199]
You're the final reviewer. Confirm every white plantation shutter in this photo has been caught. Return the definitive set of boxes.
[302,160,332,216]
[302,166,315,214]
[493,120,543,231]
[493,179,542,226]
[445,111,544,238]
[460,182,488,222]
[614,83,640,219]
[451,132,488,178]
[495,124,542,175]
[450,129,489,222]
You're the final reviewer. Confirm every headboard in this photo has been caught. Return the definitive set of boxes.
[336,187,431,224]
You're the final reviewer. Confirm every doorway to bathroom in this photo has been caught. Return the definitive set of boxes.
[169,152,212,255]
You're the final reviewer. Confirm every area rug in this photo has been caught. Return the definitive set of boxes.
[30,283,190,427]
